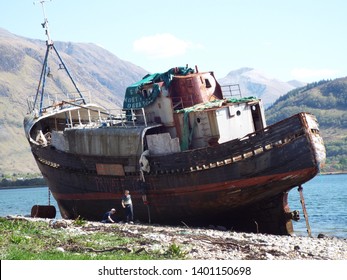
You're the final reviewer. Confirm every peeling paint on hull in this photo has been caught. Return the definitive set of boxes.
[30,113,325,235]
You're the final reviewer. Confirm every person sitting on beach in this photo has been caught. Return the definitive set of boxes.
[101,208,117,223]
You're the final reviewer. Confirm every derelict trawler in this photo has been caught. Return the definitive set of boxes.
[24,1,326,235]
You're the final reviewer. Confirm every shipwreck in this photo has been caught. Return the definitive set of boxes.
[24,4,326,235]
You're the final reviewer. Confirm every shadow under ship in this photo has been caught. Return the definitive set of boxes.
[24,38,326,235]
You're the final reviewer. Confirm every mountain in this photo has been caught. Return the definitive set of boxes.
[0,28,147,175]
[265,78,347,173]
[218,67,305,107]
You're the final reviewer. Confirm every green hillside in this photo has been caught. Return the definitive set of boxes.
[266,78,347,173]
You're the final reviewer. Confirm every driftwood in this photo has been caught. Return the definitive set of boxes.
[83,246,147,254]
[84,246,131,253]
[5,216,29,221]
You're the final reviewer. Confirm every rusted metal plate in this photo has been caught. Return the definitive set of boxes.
[170,72,223,106]
[96,163,125,176]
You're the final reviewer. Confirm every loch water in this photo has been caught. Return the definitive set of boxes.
[0,174,346,238]
[288,174,347,238]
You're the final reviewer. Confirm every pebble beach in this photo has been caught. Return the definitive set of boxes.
[99,222,347,260]
[9,216,346,260]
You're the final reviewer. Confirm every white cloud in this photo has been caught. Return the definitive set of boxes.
[133,33,203,58]
[290,68,339,80]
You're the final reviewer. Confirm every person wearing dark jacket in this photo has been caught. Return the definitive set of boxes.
[101,208,117,223]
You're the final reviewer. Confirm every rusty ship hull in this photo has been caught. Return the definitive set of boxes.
[27,111,325,235]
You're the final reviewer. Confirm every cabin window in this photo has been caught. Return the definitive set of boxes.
[236,110,241,116]
[205,79,212,88]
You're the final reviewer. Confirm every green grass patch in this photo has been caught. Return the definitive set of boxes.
[0,217,187,260]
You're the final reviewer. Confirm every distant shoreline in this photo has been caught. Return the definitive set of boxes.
[0,177,46,189]
[0,185,47,190]
[320,171,347,175]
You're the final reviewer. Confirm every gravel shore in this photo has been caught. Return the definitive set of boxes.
[12,217,346,260]
[110,222,347,260]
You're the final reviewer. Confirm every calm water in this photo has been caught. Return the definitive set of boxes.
[0,174,346,238]
[288,174,347,238]
[0,186,61,219]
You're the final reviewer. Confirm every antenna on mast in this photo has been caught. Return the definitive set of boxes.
[32,0,85,115]
[33,0,53,45]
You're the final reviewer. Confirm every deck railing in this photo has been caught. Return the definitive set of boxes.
[221,84,242,99]
[26,90,91,115]
[62,107,151,129]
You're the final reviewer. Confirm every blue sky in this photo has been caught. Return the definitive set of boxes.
[1,0,346,82]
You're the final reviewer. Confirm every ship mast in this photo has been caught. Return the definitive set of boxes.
[38,0,52,45]
[33,0,85,116]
